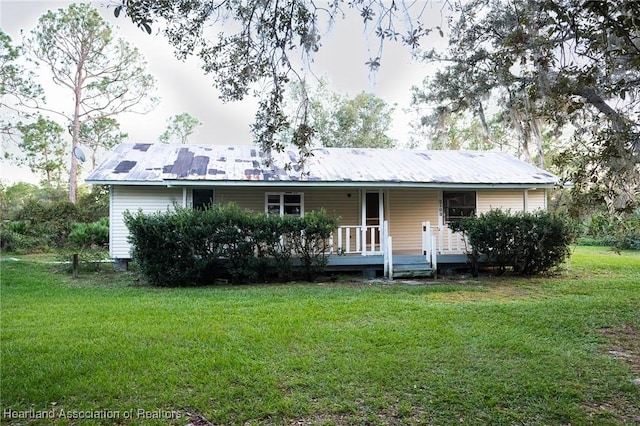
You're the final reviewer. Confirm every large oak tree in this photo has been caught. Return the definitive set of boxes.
[411,0,639,212]
[113,0,428,162]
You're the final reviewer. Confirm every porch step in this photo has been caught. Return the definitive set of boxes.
[392,257,435,278]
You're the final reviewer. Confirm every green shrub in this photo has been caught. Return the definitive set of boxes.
[0,184,110,254]
[580,209,640,250]
[0,227,43,253]
[449,209,576,276]
[124,203,339,286]
[125,208,214,286]
[69,218,109,249]
[291,209,338,281]
[10,198,83,250]
[76,185,109,222]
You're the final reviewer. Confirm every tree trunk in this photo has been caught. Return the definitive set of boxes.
[509,107,533,164]
[69,62,84,203]
[524,96,545,168]
[476,101,494,148]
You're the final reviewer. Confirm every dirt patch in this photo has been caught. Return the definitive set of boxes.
[582,324,640,424]
[599,324,640,375]
[184,411,214,426]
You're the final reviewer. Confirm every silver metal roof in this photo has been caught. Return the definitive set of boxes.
[85,143,560,188]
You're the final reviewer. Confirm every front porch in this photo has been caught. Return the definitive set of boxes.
[326,221,470,278]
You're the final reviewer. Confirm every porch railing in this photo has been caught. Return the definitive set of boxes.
[422,221,469,267]
[329,224,384,255]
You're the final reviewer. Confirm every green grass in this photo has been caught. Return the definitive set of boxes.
[1,246,639,425]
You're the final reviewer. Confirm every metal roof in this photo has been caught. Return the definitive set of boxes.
[85,143,560,188]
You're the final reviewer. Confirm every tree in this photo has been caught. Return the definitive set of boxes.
[327,93,396,148]
[113,0,430,162]
[79,118,128,169]
[26,3,158,203]
[0,29,42,137]
[13,116,66,187]
[159,113,202,144]
[0,182,39,221]
[410,0,640,213]
[281,79,395,148]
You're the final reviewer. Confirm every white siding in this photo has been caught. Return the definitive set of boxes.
[110,186,183,259]
[477,189,548,214]
[526,189,547,212]
[477,190,526,214]
[387,189,439,253]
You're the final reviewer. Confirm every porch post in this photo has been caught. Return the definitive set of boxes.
[361,189,367,256]
[383,220,389,277]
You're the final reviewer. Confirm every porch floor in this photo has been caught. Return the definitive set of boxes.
[325,252,470,278]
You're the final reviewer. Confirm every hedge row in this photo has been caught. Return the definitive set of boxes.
[124,203,338,286]
[0,200,109,253]
[449,209,576,276]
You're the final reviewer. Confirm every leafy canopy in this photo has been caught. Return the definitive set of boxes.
[411,0,640,212]
[159,113,202,144]
[281,79,395,148]
[13,115,66,188]
[113,0,432,162]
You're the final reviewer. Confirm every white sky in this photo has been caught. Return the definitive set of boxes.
[0,0,450,184]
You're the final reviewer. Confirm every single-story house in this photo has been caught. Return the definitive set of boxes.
[86,143,561,278]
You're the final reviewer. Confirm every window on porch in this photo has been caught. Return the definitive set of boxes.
[443,191,476,222]
[193,189,214,210]
[266,193,303,216]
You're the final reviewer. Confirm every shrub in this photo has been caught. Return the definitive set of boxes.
[250,213,292,282]
[291,209,338,281]
[8,198,83,250]
[124,208,216,286]
[0,184,110,254]
[76,185,110,222]
[0,226,42,253]
[579,209,640,251]
[124,203,339,286]
[69,218,109,249]
[449,209,576,276]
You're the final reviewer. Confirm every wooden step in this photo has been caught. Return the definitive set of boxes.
[392,260,434,278]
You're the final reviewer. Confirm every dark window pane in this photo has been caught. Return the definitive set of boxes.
[284,205,300,216]
[193,189,214,210]
[268,194,280,204]
[443,191,476,221]
[283,194,300,204]
[267,205,280,215]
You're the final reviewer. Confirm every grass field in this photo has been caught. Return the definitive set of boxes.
[1,246,639,425]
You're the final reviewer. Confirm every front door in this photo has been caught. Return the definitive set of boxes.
[363,191,384,251]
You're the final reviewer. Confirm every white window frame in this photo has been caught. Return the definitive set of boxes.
[265,192,304,216]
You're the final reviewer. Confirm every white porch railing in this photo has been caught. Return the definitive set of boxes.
[329,224,385,255]
[422,221,469,266]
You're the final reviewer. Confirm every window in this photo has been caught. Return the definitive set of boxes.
[266,193,303,216]
[193,189,214,210]
[443,191,476,222]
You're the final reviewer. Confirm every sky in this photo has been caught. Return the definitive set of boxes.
[0,0,450,185]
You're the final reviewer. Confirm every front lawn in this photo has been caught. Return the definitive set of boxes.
[1,246,639,425]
